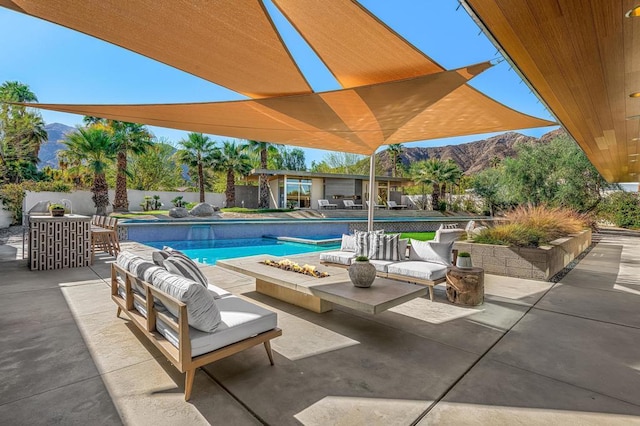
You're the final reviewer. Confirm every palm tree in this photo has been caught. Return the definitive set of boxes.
[387,143,404,177]
[83,117,153,212]
[411,158,446,210]
[177,133,217,203]
[213,141,252,208]
[64,127,116,215]
[246,140,278,209]
[440,159,463,205]
[0,81,46,182]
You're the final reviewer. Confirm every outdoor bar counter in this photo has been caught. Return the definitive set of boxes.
[29,214,91,271]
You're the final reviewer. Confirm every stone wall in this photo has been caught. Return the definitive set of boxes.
[453,229,592,281]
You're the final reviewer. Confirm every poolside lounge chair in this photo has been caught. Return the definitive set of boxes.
[387,201,407,209]
[318,199,338,209]
[366,201,385,209]
[343,199,363,209]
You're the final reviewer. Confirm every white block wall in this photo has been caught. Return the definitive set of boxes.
[24,189,226,217]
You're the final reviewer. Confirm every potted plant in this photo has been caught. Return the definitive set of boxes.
[348,255,377,288]
[456,251,473,269]
[49,203,66,217]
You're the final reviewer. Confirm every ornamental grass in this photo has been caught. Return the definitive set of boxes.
[474,204,589,247]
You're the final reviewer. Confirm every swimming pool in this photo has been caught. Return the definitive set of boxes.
[145,238,340,265]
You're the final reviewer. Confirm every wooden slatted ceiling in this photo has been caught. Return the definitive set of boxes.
[465,0,640,182]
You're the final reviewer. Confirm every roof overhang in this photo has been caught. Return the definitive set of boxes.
[250,169,412,182]
[463,0,640,183]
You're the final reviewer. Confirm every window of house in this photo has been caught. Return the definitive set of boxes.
[285,178,312,208]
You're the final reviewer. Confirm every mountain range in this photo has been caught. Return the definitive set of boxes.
[39,123,564,174]
[39,123,75,169]
[377,128,565,174]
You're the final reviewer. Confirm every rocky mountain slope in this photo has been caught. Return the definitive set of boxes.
[38,123,75,169]
[379,128,565,174]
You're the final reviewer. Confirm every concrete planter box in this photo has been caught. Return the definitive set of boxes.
[453,229,592,281]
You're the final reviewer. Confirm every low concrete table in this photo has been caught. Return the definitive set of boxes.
[309,278,428,315]
[217,254,428,314]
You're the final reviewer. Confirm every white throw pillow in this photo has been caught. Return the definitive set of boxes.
[409,239,453,265]
[340,234,356,252]
[151,269,221,333]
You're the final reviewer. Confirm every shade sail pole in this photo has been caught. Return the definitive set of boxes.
[367,153,376,232]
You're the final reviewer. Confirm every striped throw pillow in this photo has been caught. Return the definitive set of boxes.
[163,253,208,287]
[355,232,374,257]
[152,250,171,266]
[370,233,400,261]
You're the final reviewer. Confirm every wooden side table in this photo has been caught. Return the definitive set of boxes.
[446,266,484,306]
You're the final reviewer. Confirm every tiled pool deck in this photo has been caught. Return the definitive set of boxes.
[1,232,640,424]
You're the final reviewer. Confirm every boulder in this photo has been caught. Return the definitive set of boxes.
[169,207,189,218]
[189,203,215,217]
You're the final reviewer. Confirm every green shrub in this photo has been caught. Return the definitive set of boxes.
[185,202,197,210]
[598,192,640,229]
[171,196,186,208]
[0,181,71,225]
[354,255,369,262]
[458,251,471,257]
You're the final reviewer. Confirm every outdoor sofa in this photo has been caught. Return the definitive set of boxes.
[111,250,281,401]
[320,226,465,300]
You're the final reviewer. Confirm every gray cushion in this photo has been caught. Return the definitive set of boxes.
[156,295,278,357]
[368,259,395,273]
[207,283,232,299]
[387,261,448,281]
[409,239,453,265]
[163,253,208,287]
[151,269,221,332]
[320,251,354,265]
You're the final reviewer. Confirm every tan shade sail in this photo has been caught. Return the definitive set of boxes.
[272,0,444,87]
[0,0,311,98]
[23,63,553,154]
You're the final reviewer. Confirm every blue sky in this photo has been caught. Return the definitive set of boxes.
[0,0,557,166]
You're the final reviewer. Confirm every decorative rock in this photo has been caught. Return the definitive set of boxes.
[348,260,377,288]
[169,207,189,218]
[189,203,215,217]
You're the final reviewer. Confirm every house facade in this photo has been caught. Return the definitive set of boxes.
[249,169,412,209]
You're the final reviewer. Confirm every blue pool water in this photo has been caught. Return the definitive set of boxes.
[146,238,339,265]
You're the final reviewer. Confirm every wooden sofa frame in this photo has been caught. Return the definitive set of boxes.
[320,250,458,302]
[111,264,282,401]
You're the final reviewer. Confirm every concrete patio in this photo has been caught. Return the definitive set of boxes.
[1,232,640,425]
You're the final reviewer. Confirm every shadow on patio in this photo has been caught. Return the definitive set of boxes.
[1,233,640,425]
